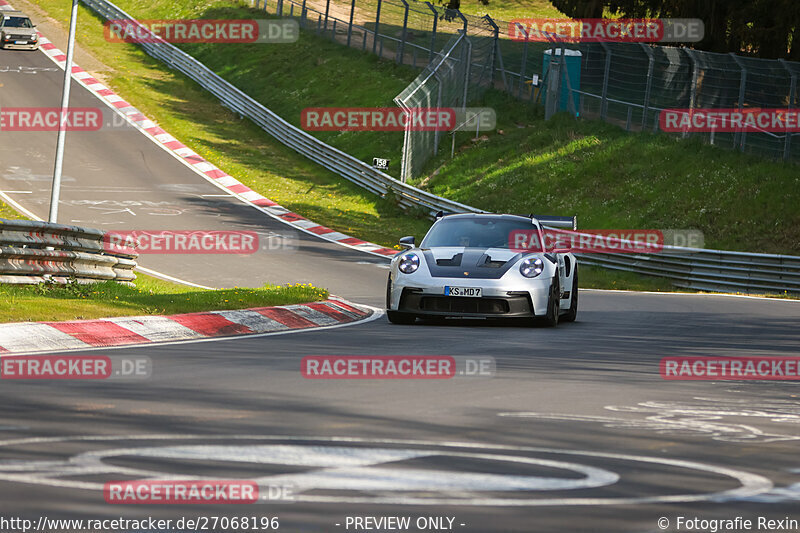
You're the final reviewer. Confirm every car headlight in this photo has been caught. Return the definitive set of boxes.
[398,252,420,274]
[519,257,544,278]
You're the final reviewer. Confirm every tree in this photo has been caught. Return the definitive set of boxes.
[551,0,800,59]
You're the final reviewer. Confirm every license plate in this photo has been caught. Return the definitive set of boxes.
[445,286,481,297]
[15,41,27,44]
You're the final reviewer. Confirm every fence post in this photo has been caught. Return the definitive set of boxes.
[599,42,611,121]
[479,15,505,92]
[544,46,562,120]
[684,48,699,140]
[324,0,331,31]
[515,22,529,99]
[426,2,438,63]
[639,43,654,131]
[433,71,443,154]
[462,32,472,107]
[301,0,307,28]
[397,0,410,64]
[779,59,796,161]
[277,0,283,17]
[372,0,382,55]
[347,0,356,47]
[729,52,747,151]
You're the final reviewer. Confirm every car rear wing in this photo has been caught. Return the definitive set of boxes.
[533,215,577,230]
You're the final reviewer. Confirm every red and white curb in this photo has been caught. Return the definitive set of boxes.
[0,298,374,354]
[2,0,400,259]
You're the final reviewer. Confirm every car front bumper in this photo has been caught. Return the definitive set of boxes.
[389,275,553,318]
[1,39,39,50]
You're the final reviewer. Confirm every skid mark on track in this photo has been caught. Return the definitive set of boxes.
[500,397,800,444]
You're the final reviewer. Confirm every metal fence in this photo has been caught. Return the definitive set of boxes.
[395,32,472,181]
[573,42,800,162]
[253,0,800,167]
[0,219,137,284]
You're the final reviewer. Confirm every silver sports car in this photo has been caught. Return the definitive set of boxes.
[386,213,578,326]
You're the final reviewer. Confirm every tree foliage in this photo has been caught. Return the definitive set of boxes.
[550,0,800,59]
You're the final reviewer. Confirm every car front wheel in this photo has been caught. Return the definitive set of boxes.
[561,268,578,322]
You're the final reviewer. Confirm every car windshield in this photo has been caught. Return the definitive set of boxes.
[3,17,33,28]
[421,217,543,250]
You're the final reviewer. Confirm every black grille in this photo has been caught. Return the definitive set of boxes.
[419,296,510,314]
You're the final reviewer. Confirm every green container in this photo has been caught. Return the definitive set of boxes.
[542,48,582,116]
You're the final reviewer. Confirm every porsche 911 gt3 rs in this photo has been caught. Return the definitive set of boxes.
[386,213,578,326]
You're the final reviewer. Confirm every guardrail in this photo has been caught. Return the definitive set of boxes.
[79,0,800,296]
[0,219,137,284]
[577,248,800,295]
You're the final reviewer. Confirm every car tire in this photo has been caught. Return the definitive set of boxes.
[386,276,416,325]
[387,310,417,325]
[536,278,560,327]
[561,268,578,323]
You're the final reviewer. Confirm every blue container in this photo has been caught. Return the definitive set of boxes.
[542,48,582,116]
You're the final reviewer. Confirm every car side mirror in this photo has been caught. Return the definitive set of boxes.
[398,236,415,249]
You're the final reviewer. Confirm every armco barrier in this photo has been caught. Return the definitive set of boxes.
[77,0,800,296]
[0,219,137,284]
[577,248,800,295]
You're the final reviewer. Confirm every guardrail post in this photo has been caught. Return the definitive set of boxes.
[515,22,529,99]
[684,48,699,140]
[346,0,356,47]
[779,59,796,161]
[397,0,410,65]
[639,43,654,131]
[426,2,438,63]
[730,53,747,151]
[599,42,611,121]
[372,0,382,55]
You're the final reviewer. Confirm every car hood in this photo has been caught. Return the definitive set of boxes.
[421,247,530,279]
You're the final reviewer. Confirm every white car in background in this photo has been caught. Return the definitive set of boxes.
[386,212,579,326]
[0,11,39,51]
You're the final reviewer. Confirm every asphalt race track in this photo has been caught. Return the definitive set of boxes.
[2,45,800,533]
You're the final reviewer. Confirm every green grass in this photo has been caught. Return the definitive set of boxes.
[455,0,564,21]
[0,199,26,220]
[0,272,328,323]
